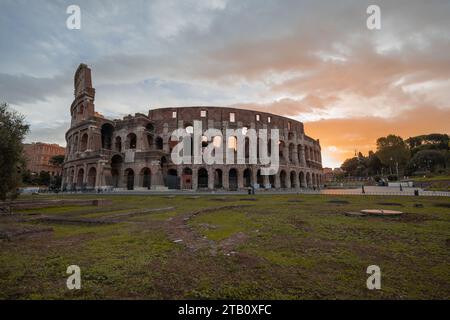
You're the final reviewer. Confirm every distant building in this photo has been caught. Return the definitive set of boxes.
[23,142,65,176]
[323,167,333,182]
[323,167,344,183]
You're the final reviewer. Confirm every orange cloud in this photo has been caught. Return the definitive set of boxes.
[229,95,338,116]
[305,106,450,168]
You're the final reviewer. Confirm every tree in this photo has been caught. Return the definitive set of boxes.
[49,155,65,166]
[38,171,51,186]
[367,151,382,175]
[376,134,410,175]
[341,157,360,176]
[0,103,30,201]
[407,149,446,174]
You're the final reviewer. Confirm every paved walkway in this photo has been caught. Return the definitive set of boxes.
[51,186,450,197]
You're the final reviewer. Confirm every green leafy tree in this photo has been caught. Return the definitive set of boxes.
[38,171,51,186]
[49,154,65,166]
[376,134,410,175]
[0,102,30,201]
[367,151,383,175]
[407,149,446,174]
[341,157,360,176]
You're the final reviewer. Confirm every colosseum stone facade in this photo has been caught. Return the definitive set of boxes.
[61,64,323,191]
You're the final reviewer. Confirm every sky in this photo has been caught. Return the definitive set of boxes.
[1,0,449,168]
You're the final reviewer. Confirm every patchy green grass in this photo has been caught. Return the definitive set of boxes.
[1,193,449,299]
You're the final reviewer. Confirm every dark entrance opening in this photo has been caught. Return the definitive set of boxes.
[166,169,179,189]
[101,123,114,150]
[243,168,252,187]
[142,168,151,189]
[198,168,208,189]
[125,169,134,190]
[214,169,223,189]
[229,169,238,191]
[182,168,193,189]
[257,169,264,188]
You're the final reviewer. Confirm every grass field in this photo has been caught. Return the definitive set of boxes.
[1,194,449,299]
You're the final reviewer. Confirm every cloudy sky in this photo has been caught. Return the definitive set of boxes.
[1,0,449,168]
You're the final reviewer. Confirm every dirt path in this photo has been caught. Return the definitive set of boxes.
[165,204,253,255]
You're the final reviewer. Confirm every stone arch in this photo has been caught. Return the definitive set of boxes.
[182,167,193,189]
[243,168,252,188]
[147,134,153,150]
[289,143,295,162]
[198,168,208,189]
[73,135,79,153]
[101,123,114,150]
[214,169,223,189]
[126,133,137,149]
[299,171,305,188]
[140,168,151,189]
[229,168,238,191]
[155,136,164,150]
[279,141,285,161]
[306,172,311,187]
[297,144,303,164]
[115,136,122,152]
[124,168,134,190]
[228,136,237,152]
[269,174,275,188]
[267,139,272,157]
[290,170,297,188]
[256,169,264,188]
[280,170,287,188]
[145,123,154,133]
[288,132,294,140]
[111,154,123,188]
[244,137,250,159]
[80,133,88,151]
[77,168,84,185]
[69,169,75,185]
[87,167,96,188]
[167,169,179,189]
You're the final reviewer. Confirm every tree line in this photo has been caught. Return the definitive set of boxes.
[341,133,450,180]
[1,102,65,201]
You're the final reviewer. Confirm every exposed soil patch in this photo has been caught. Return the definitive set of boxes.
[397,213,429,223]
[165,204,253,254]
[210,197,234,202]
[345,211,367,217]
[0,224,53,241]
[5,198,112,211]
[435,203,450,208]
[377,202,403,206]
[288,217,310,230]
[239,198,258,201]
[288,199,303,203]
[18,207,175,225]
[219,232,249,253]
[26,215,115,225]
[102,207,175,222]
[328,200,349,204]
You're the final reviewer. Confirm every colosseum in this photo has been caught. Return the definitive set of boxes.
[61,64,323,191]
